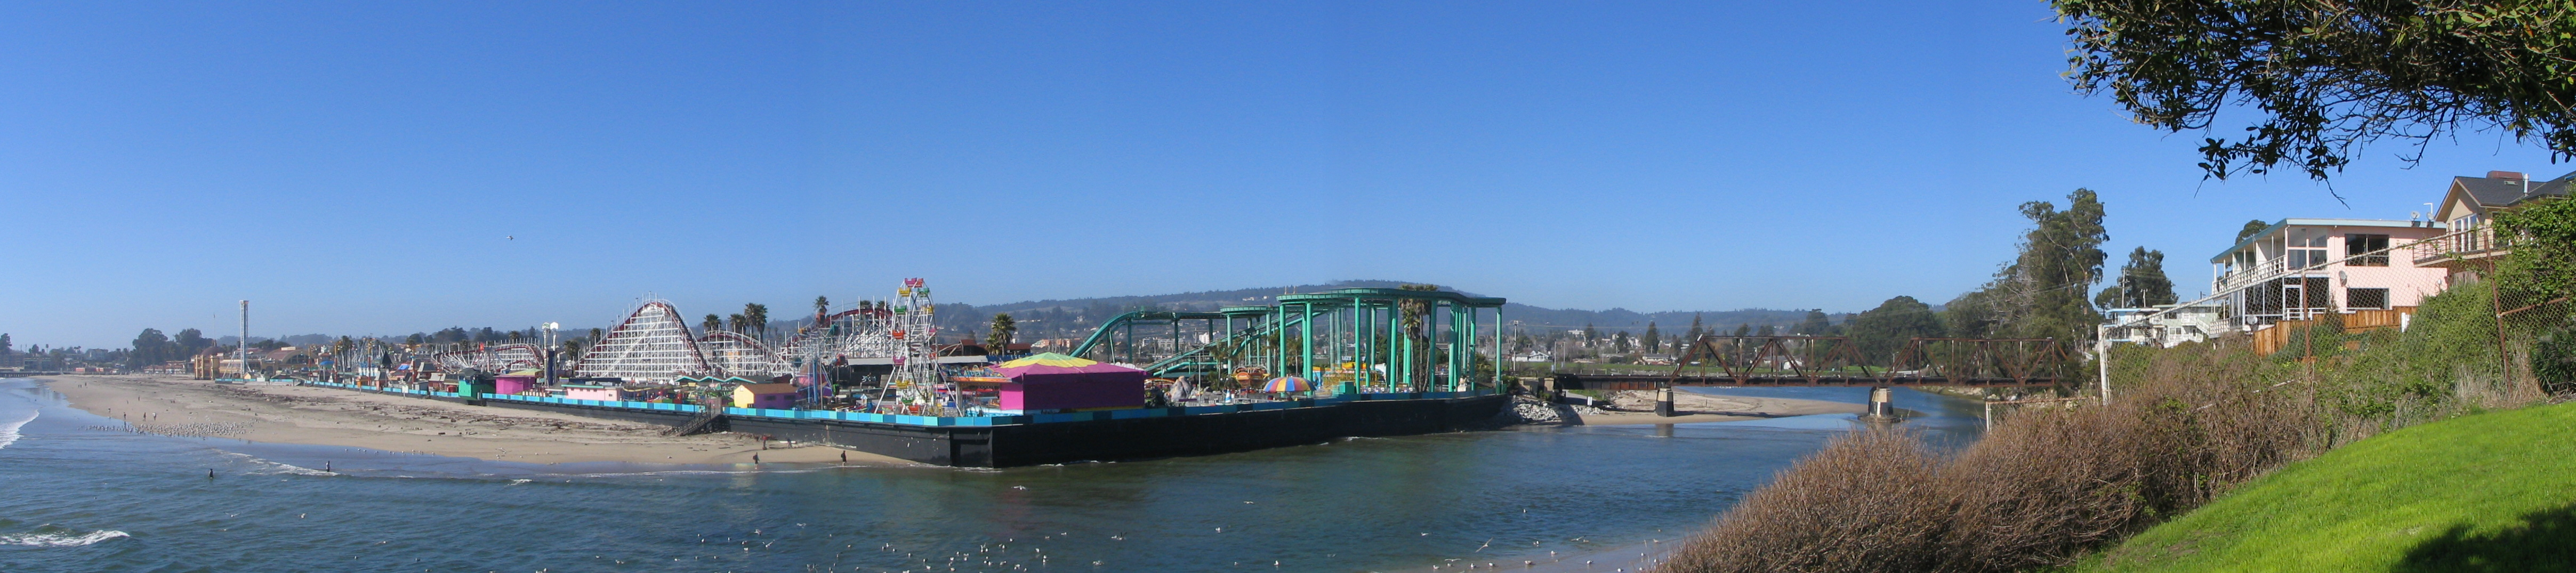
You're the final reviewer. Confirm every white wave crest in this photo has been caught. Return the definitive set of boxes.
[221,453,340,477]
[0,529,130,547]
[0,409,35,450]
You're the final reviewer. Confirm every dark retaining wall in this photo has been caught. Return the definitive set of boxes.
[477,393,1508,467]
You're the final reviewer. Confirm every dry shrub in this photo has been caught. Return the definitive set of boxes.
[1663,428,1948,572]
[1663,345,2314,573]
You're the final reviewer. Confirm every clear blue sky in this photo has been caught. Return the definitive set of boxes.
[1,1,2559,349]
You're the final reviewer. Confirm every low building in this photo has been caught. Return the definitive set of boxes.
[561,384,640,401]
[2104,301,2227,348]
[732,383,800,409]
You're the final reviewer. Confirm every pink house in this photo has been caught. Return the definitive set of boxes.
[2210,218,2449,330]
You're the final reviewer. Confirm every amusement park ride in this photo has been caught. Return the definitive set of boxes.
[428,283,1520,405]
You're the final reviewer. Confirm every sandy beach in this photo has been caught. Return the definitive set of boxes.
[1568,389,1863,425]
[35,374,912,466]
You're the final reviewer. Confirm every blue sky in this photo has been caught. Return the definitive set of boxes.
[1,1,2559,349]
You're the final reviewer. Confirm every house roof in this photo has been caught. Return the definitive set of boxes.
[2446,171,2575,216]
[2210,218,2443,262]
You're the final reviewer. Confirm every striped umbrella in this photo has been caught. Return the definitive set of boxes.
[1261,376,1313,393]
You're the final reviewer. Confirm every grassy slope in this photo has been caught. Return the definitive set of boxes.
[2075,401,2576,572]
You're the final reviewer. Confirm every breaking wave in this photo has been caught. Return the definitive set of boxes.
[0,409,34,450]
[0,528,130,547]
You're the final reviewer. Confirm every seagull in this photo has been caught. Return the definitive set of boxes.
[505,236,514,240]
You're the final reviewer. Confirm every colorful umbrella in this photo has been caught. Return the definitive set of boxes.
[995,352,1099,368]
[1261,376,1313,393]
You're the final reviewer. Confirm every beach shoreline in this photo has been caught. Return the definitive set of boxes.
[1568,389,1864,425]
[33,374,914,467]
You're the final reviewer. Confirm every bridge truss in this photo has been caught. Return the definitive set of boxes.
[1553,335,2069,391]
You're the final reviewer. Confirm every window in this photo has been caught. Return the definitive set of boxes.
[2347,288,2390,310]
[2346,233,2390,266]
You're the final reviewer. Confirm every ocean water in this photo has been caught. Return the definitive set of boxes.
[0,378,1981,572]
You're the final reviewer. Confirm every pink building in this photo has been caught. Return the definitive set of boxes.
[494,372,541,395]
[2210,218,2449,330]
[561,384,638,401]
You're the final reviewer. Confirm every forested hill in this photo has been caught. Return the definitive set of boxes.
[930,280,1836,341]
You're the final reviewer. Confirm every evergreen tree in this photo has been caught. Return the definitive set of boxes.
[0,333,10,355]
[1733,323,1752,336]
[1848,296,1944,365]
[1641,322,1660,354]
[174,328,211,358]
[2236,219,2271,243]
[128,328,171,369]
[1796,309,1831,335]
[1685,313,1705,343]
[2106,247,2178,308]
[1949,189,2110,345]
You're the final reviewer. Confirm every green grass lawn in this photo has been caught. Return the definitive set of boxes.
[2072,401,2576,572]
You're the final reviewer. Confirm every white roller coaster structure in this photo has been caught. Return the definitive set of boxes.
[510,279,949,385]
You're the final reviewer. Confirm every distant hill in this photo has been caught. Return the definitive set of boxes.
[929,280,1840,342]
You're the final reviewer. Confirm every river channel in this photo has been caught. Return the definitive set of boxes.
[0,378,1983,572]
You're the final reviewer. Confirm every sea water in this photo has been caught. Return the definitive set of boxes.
[0,378,1981,572]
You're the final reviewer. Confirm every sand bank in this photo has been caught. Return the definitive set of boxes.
[1569,389,1862,425]
[36,375,911,466]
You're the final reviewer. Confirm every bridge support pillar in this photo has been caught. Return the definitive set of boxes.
[1654,386,1676,417]
[1865,386,1896,420]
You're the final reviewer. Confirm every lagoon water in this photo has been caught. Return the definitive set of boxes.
[0,378,1982,572]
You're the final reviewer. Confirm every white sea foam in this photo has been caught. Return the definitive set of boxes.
[221,452,341,477]
[0,409,36,450]
[0,529,130,547]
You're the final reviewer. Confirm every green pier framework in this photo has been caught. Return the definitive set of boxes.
[1067,288,1508,394]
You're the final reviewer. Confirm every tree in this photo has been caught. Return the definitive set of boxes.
[1951,190,2110,344]
[1641,322,1661,354]
[702,314,722,335]
[728,313,748,334]
[986,313,1018,351]
[1796,310,1832,335]
[2236,220,2272,244]
[1733,323,1752,336]
[1685,313,1705,343]
[2096,247,2179,309]
[814,295,831,319]
[174,328,211,357]
[2057,1,2576,181]
[1848,296,1944,365]
[1613,332,1632,354]
[742,303,769,336]
[0,333,10,355]
[128,328,171,369]
[1582,322,1598,343]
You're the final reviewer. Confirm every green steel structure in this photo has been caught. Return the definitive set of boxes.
[1069,288,1508,394]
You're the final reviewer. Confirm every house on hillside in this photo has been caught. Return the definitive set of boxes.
[2210,219,2448,335]
[2419,170,2574,284]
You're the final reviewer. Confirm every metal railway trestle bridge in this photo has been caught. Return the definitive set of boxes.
[1551,335,2070,417]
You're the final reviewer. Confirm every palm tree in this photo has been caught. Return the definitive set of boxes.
[742,303,769,337]
[702,314,722,335]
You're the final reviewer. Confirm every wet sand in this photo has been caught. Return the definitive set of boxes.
[37,374,911,466]
[1569,389,1862,425]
